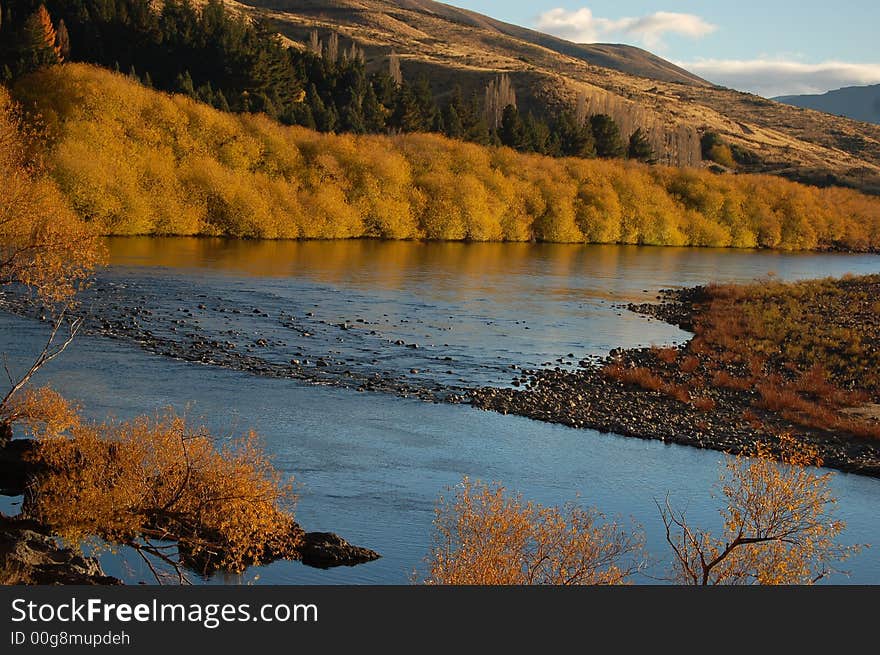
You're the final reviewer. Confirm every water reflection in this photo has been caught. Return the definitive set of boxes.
[108,238,880,301]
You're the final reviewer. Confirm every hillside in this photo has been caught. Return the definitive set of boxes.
[215,0,880,194]
[775,85,880,126]
[12,64,880,251]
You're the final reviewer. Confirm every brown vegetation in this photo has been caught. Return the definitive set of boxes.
[12,387,300,580]
[0,84,103,424]
[423,478,643,585]
[660,434,857,585]
[0,85,101,301]
[427,436,855,585]
[11,64,880,250]
[628,274,880,442]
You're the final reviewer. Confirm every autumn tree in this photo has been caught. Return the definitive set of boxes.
[484,74,516,132]
[11,390,300,581]
[55,18,69,62]
[0,87,102,438]
[659,435,858,585]
[388,50,402,87]
[423,478,644,585]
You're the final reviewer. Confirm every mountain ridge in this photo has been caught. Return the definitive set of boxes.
[775,84,880,126]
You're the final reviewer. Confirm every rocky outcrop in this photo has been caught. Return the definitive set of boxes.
[298,532,381,569]
[0,515,121,585]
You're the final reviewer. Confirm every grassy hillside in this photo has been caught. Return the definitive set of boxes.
[229,0,880,194]
[13,64,880,250]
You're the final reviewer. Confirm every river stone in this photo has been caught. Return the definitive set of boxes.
[298,532,381,569]
[0,515,121,585]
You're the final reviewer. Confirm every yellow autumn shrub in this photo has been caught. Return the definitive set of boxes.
[11,64,880,250]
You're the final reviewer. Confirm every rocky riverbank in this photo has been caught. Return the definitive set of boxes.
[471,280,880,478]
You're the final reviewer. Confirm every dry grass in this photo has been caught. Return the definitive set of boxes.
[691,276,880,439]
[604,364,665,392]
[692,397,717,412]
[652,346,679,364]
[678,356,700,374]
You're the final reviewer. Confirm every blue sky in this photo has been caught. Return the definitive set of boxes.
[452,1,880,96]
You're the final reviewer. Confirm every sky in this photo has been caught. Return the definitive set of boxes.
[451,1,880,97]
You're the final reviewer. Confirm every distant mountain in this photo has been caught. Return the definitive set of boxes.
[775,85,880,125]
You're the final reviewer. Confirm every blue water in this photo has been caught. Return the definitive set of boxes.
[1,240,878,584]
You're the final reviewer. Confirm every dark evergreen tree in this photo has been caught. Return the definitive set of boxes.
[442,101,464,139]
[175,69,195,96]
[627,127,655,163]
[590,114,626,159]
[341,96,366,134]
[499,104,526,150]
[390,83,423,132]
[557,112,596,158]
[523,112,551,154]
[362,83,386,133]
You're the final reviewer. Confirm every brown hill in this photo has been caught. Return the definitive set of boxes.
[215,0,880,193]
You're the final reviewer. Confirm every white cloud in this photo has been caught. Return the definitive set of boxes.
[676,58,880,97]
[535,7,717,49]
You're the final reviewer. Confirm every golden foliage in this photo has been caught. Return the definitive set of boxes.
[423,478,644,585]
[661,434,858,585]
[0,85,102,302]
[1,386,80,439]
[18,390,299,574]
[12,64,880,250]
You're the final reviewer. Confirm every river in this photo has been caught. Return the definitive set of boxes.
[1,239,878,584]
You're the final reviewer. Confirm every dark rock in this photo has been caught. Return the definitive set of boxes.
[0,515,121,585]
[298,532,381,569]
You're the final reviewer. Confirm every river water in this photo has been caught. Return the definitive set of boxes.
[1,239,878,584]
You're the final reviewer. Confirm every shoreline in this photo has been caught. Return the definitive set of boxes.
[470,282,880,478]
[100,234,880,255]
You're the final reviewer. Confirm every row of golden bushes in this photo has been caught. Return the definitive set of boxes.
[12,64,880,250]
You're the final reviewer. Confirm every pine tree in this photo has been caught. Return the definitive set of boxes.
[390,84,422,133]
[412,76,437,130]
[362,83,386,133]
[341,97,366,134]
[175,70,196,96]
[443,102,464,139]
[214,89,231,113]
[627,128,655,163]
[557,112,596,158]
[523,112,551,154]
[590,114,626,159]
[499,104,526,149]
